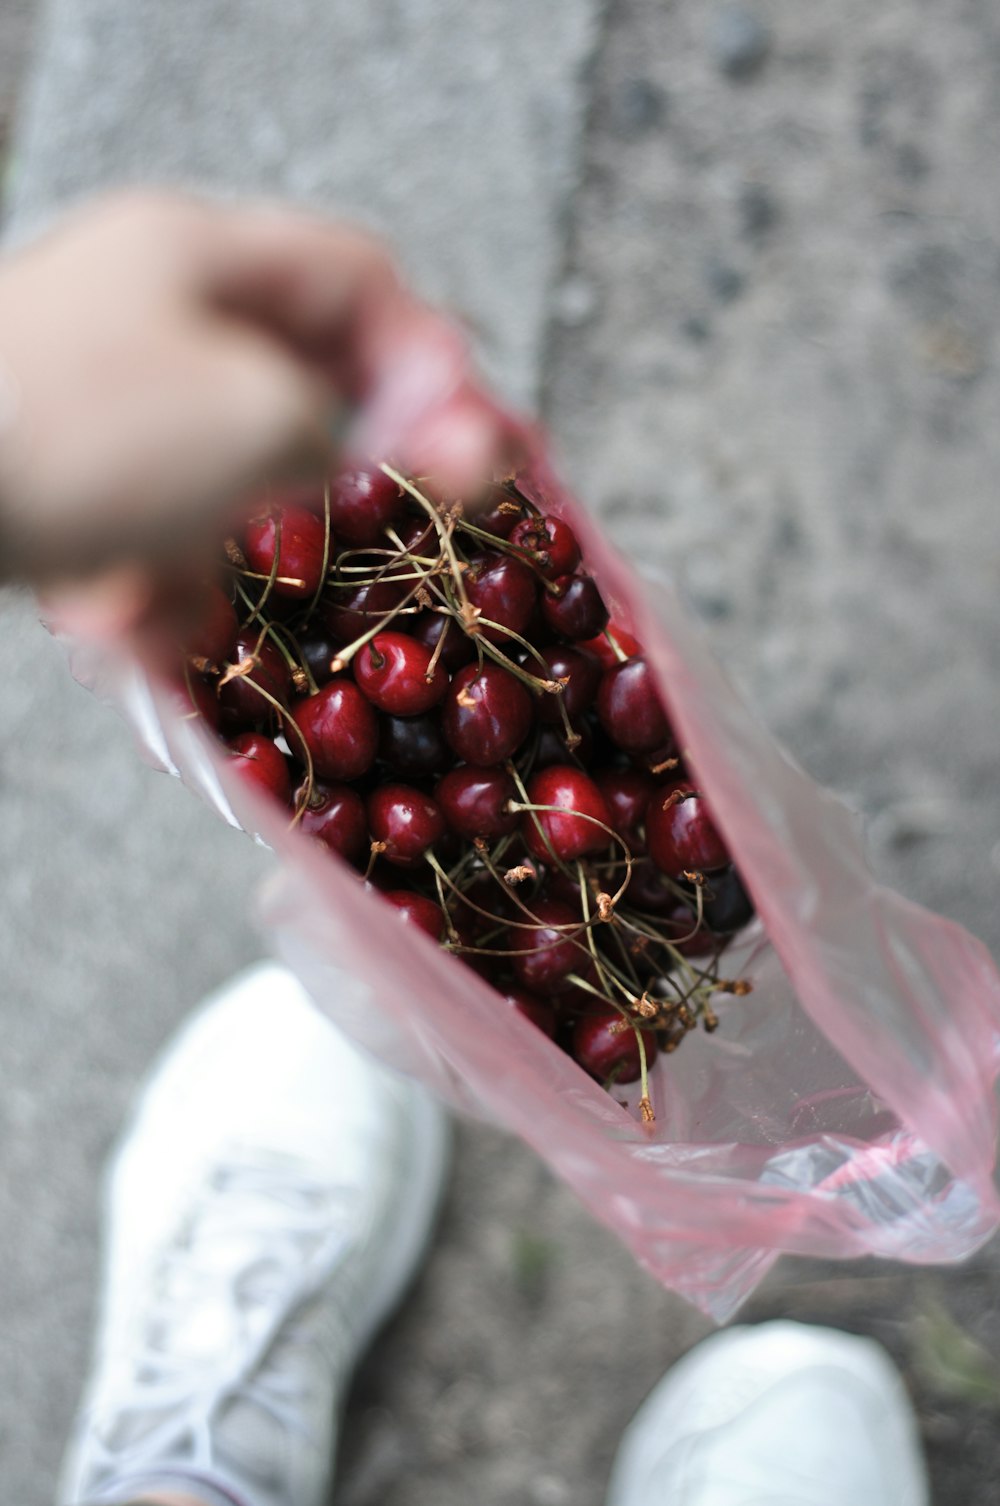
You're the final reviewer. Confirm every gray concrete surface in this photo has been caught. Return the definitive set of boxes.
[3,3,1000,1505]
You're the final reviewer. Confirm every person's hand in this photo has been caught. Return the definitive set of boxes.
[0,192,522,609]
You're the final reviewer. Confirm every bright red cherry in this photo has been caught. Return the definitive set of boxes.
[522,766,612,863]
[435,766,518,840]
[323,577,408,643]
[572,1011,657,1084]
[328,467,404,546]
[353,631,449,715]
[646,782,730,877]
[378,712,450,778]
[509,514,581,579]
[244,501,330,601]
[226,733,291,805]
[464,554,538,645]
[293,781,367,864]
[380,891,445,939]
[540,573,609,640]
[502,989,557,1037]
[510,899,585,991]
[597,656,672,754]
[368,784,445,867]
[181,582,238,670]
[288,682,378,781]
[442,663,533,766]
[410,610,476,672]
[579,621,642,667]
[596,769,654,846]
[536,645,601,726]
[218,629,293,729]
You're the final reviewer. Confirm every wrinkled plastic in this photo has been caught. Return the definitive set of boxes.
[70,453,1000,1321]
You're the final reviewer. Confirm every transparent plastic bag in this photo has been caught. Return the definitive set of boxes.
[71,453,1000,1321]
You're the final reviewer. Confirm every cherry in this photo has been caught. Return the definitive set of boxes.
[391,515,438,557]
[218,629,293,729]
[410,610,476,673]
[323,577,408,643]
[572,1010,657,1084]
[298,626,339,688]
[595,769,654,847]
[380,890,445,939]
[226,733,291,804]
[580,621,642,667]
[442,663,533,766]
[293,780,367,864]
[170,673,221,732]
[536,645,601,726]
[477,494,526,539]
[502,988,557,1037]
[378,712,451,778]
[368,783,445,867]
[464,553,538,645]
[447,870,520,938]
[510,898,584,991]
[353,631,449,716]
[522,765,612,863]
[181,582,239,670]
[597,657,671,755]
[509,514,581,580]
[435,766,518,840]
[288,682,378,781]
[701,867,754,934]
[328,467,404,547]
[244,501,330,601]
[541,573,609,640]
[625,858,686,917]
[534,721,594,769]
[646,782,730,877]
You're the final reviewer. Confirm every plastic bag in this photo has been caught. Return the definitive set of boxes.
[72,452,1000,1321]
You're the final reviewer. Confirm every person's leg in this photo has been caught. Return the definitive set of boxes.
[61,962,450,1506]
[605,1320,930,1506]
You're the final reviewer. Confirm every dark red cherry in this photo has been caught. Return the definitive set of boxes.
[328,467,404,547]
[299,626,339,688]
[510,899,584,991]
[381,891,445,939]
[392,514,438,557]
[597,657,671,754]
[378,712,450,778]
[368,783,445,867]
[226,733,291,805]
[541,573,609,640]
[509,514,581,580]
[503,989,557,1037]
[476,492,526,539]
[293,781,367,864]
[169,674,221,732]
[595,769,654,846]
[701,867,754,934]
[353,631,449,716]
[442,663,533,766]
[218,629,293,729]
[181,582,238,670]
[646,782,730,877]
[522,766,612,863]
[534,721,594,769]
[447,870,520,938]
[288,682,378,781]
[536,645,601,726]
[572,1011,657,1084]
[435,766,518,840]
[464,554,538,646]
[323,577,408,643]
[579,621,642,667]
[410,610,476,673]
[244,501,329,601]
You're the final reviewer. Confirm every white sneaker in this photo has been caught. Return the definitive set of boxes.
[605,1321,930,1506]
[58,962,450,1506]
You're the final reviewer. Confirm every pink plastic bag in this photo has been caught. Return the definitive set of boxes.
[73,451,1000,1321]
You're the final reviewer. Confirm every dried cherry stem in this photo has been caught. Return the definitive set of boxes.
[378,463,474,627]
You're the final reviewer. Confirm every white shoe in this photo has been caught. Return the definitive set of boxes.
[605,1321,929,1506]
[58,962,450,1506]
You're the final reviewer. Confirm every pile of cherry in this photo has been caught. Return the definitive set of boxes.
[176,466,753,1121]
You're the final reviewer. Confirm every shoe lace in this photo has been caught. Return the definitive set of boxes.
[86,1143,362,1478]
